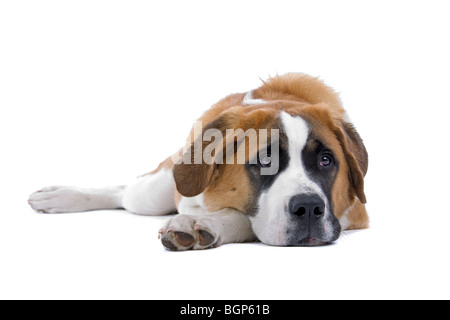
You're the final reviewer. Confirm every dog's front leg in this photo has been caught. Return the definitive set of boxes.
[159,209,257,251]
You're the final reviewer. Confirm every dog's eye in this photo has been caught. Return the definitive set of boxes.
[259,155,272,167]
[319,155,332,167]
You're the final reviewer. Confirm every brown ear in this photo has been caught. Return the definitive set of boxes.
[339,121,369,176]
[172,112,235,197]
[333,121,368,203]
[173,134,219,198]
[173,159,215,198]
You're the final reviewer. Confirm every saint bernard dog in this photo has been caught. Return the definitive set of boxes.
[28,73,369,250]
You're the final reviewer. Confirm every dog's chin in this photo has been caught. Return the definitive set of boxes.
[261,236,331,247]
[293,237,329,247]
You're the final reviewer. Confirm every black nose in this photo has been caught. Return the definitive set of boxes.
[289,194,325,218]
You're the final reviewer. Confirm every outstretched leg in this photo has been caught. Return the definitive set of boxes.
[28,158,177,215]
[28,185,125,213]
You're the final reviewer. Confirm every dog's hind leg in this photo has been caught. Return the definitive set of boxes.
[29,157,177,215]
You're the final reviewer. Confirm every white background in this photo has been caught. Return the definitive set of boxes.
[1,0,450,300]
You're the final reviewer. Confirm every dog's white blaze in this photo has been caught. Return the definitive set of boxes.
[250,112,332,245]
[242,91,267,106]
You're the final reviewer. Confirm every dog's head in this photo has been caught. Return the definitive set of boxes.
[173,100,368,246]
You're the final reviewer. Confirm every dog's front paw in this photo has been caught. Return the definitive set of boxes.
[158,215,220,251]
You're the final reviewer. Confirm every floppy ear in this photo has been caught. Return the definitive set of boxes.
[333,120,368,203]
[173,140,217,197]
[173,111,238,197]
[339,120,369,176]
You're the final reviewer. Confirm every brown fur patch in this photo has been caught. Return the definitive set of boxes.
[254,73,345,117]
[346,201,370,229]
[203,164,252,213]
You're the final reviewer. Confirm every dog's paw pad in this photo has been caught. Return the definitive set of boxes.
[161,236,179,251]
[160,229,196,251]
[174,231,195,247]
[198,229,215,247]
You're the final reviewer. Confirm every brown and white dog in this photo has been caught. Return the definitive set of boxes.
[28,73,369,250]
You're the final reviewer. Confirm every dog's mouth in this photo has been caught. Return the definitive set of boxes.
[295,237,329,247]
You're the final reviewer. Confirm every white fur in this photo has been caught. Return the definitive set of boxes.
[242,91,267,105]
[28,185,125,213]
[342,111,353,124]
[249,112,333,245]
[177,194,206,215]
[122,168,176,215]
